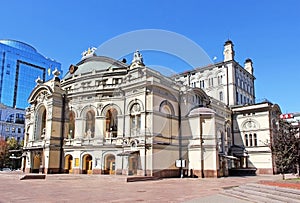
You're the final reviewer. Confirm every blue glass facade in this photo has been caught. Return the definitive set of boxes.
[0,40,62,109]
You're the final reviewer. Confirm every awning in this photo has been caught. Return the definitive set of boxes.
[117,150,139,156]
[222,155,239,160]
[23,146,44,151]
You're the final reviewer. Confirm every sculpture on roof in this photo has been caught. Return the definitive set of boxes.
[81,47,97,60]
[130,50,145,68]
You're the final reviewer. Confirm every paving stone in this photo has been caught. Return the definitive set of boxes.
[0,172,289,202]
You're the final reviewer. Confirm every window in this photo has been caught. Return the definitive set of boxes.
[35,106,46,140]
[15,113,25,124]
[6,114,14,123]
[200,80,205,88]
[130,103,141,137]
[85,110,95,138]
[209,78,214,87]
[254,133,257,146]
[219,91,223,101]
[113,78,122,85]
[160,102,172,140]
[218,75,223,85]
[249,134,253,146]
[12,128,15,133]
[69,111,75,139]
[194,95,202,105]
[17,128,21,133]
[40,110,46,138]
[105,108,118,138]
[245,134,248,146]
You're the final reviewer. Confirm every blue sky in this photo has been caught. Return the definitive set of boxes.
[1,0,300,113]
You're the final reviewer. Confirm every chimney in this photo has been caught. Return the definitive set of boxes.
[223,40,235,62]
[244,58,253,75]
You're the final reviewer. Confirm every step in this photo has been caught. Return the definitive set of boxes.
[20,174,46,180]
[223,189,284,203]
[234,186,300,203]
[248,183,300,196]
[241,183,300,201]
[126,176,160,182]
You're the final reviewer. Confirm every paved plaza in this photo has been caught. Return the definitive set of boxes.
[0,172,284,203]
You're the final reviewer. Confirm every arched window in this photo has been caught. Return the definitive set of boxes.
[6,114,14,123]
[35,106,46,140]
[85,110,95,138]
[160,101,172,140]
[130,103,141,137]
[105,108,118,138]
[69,111,75,139]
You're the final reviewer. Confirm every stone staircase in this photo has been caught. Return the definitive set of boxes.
[222,183,300,203]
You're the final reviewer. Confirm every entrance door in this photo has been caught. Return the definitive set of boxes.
[32,153,41,173]
[82,154,92,174]
[129,155,138,175]
[105,154,115,175]
[65,155,73,173]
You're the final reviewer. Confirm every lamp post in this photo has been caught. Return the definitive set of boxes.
[178,91,183,178]
[200,116,204,178]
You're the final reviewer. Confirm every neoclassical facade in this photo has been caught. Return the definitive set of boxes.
[22,41,281,177]
[22,49,231,178]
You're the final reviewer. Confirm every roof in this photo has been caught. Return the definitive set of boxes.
[63,56,128,79]
[0,39,37,53]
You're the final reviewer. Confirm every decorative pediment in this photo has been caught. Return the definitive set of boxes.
[28,85,53,104]
[242,119,259,130]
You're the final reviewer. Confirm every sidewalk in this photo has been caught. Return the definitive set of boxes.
[0,173,284,202]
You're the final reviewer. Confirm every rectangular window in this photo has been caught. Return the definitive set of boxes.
[219,91,223,101]
[200,80,205,88]
[245,134,248,146]
[254,134,257,146]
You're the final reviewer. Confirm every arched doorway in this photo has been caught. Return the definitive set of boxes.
[104,154,115,175]
[65,155,73,174]
[32,153,41,173]
[82,154,92,174]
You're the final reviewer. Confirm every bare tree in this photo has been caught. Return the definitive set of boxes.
[272,119,299,180]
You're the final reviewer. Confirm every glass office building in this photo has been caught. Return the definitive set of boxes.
[0,39,62,109]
